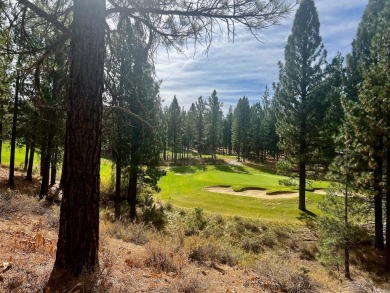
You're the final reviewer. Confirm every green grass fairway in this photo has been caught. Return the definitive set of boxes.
[157,163,328,224]
[1,142,40,170]
[0,142,113,191]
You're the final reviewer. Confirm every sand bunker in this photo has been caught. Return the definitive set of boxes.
[204,186,299,199]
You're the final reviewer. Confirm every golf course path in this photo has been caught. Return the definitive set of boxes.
[204,186,299,199]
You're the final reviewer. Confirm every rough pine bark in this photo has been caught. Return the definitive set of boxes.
[299,162,306,211]
[50,150,57,186]
[52,0,105,277]
[39,129,53,199]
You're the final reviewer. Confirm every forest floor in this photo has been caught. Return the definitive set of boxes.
[0,166,389,292]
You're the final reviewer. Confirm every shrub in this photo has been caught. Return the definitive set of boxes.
[139,192,167,230]
[187,236,238,266]
[145,241,178,273]
[185,208,209,236]
[241,237,263,253]
[175,267,205,293]
[256,253,318,293]
[276,160,293,176]
[105,221,149,245]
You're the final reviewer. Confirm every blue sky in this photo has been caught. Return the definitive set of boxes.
[155,0,368,112]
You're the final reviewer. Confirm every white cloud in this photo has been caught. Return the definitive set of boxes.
[155,0,368,112]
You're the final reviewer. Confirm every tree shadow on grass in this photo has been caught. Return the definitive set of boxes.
[244,162,276,174]
[214,164,249,174]
[170,165,203,174]
[297,209,317,230]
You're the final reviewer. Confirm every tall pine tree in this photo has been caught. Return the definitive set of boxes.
[275,0,326,211]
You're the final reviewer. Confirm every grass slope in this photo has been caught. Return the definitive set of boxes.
[0,142,113,191]
[157,163,328,223]
[1,142,40,169]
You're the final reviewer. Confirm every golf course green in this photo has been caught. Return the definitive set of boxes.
[157,161,328,224]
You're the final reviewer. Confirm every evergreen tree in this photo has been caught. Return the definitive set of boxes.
[249,101,264,162]
[263,87,279,160]
[206,90,223,159]
[195,96,206,157]
[341,0,388,253]
[168,96,182,163]
[222,106,233,155]
[232,96,250,161]
[345,0,386,101]
[344,1,390,258]
[318,125,367,280]
[275,0,327,211]
[319,53,345,169]
[105,17,161,220]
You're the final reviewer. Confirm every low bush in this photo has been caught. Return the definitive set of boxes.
[187,236,238,266]
[256,253,318,292]
[145,241,179,273]
[105,221,150,245]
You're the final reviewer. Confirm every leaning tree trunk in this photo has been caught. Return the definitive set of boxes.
[51,0,105,279]
[8,73,20,187]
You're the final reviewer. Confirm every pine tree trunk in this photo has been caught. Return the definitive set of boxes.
[299,161,306,211]
[26,141,35,181]
[128,167,138,221]
[115,156,121,220]
[8,73,20,187]
[24,144,29,171]
[39,130,54,199]
[51,0,105,278]
[50,151,57,186]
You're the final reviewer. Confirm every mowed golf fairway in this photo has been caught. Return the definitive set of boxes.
[157,163,328,224]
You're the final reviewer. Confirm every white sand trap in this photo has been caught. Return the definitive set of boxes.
[312,189,327,195]
[204,186,299,199]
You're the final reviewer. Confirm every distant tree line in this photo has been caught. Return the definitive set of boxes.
[161,88,280,164]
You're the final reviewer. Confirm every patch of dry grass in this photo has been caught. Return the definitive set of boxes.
[255,251,320,292]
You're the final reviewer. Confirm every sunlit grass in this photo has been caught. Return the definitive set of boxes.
[0,142,113,192]
[157,163,329,224]
[1,142,40,170]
